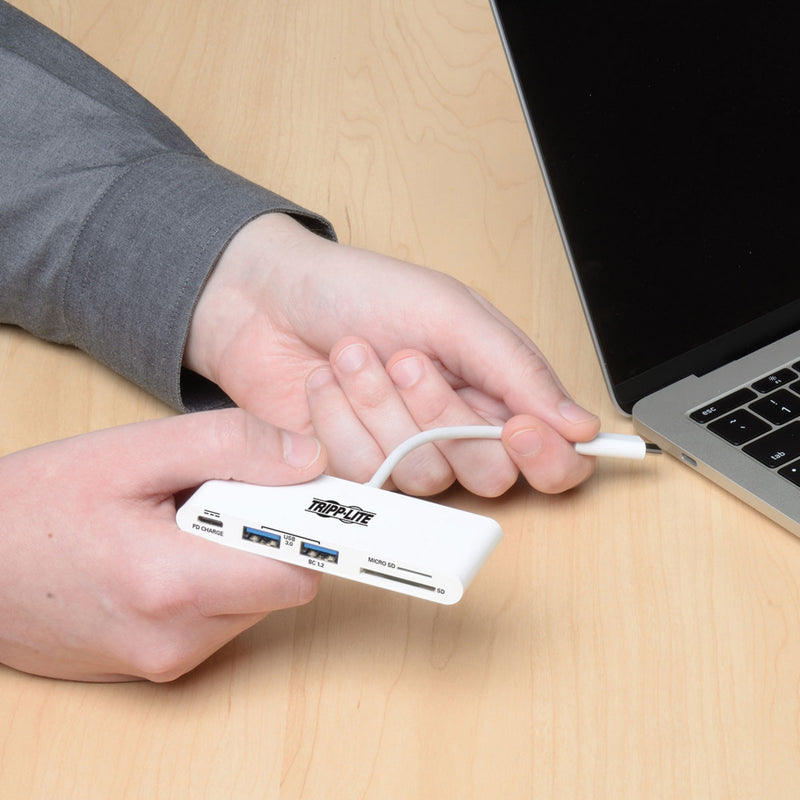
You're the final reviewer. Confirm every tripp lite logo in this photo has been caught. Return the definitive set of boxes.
[306,498,376,526]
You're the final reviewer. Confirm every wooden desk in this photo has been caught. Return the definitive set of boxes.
[3,2,800,797]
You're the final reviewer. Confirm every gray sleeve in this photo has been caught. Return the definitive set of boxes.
[0,2,336,411]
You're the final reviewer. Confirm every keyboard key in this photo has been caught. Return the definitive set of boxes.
[749,389,800,425]
[778,460,800,487]
[690,387,757,423]
[752,368,797,393]
[708,410,771,446]
[743,421,800,467]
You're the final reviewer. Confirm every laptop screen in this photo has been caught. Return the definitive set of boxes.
[491,1,800,412]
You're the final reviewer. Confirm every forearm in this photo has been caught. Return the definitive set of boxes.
[0,1,335,410]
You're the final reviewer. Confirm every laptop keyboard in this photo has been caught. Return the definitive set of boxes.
[689,361,800,487]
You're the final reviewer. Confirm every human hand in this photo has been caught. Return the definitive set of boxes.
[185,213,600,497]
[0,409,325,682]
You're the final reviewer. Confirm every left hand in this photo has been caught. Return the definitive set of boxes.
[0,409,325,682]
[185,213,600,497]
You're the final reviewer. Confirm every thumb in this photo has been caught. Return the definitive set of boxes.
[88,409,327,496]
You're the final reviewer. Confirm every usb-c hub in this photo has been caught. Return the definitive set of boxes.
[177,474,502,604]
[176,427,656,604]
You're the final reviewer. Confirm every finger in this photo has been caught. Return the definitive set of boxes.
[119,492,323,630]
[112,552,321,681]
[84,409,326,497]
[411,286,600,443]
[305,363,394,485]
[330,338,458,493]
[466,324,598,439]
[306,338,455,494]
[502,414,596,494]
[100,414,327,616]
[388,349,520,496]
[159,532,323,617]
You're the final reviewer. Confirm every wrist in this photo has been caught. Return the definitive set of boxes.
[183,212,311,385]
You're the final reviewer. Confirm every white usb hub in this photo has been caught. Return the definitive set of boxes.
[176,475,503,605]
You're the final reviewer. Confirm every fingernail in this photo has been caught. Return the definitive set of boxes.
[389,356,424,389]
[558,399,598,425]
[306,366,334,391]
[508,428,543,457]
[335,343,367,375]
[281,430,321,469]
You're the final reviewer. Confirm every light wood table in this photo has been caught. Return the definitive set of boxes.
[3,2,800,797]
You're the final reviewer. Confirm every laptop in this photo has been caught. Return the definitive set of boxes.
[490,1,800,535]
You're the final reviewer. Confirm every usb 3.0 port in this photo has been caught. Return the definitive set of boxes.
[242,526,281,549]
[300,542,339,563]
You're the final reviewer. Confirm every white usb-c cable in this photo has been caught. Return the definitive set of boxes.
[365,426,660,488]
[574,432,661,459]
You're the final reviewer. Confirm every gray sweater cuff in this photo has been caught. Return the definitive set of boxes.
[65,152,336,411]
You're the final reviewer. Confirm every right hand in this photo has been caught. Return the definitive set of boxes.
[185,213,599,498]
[0,409,326,682]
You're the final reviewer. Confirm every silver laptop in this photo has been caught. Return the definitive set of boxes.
[491,1,800,536]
